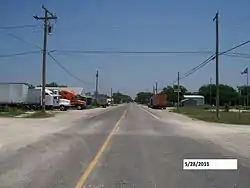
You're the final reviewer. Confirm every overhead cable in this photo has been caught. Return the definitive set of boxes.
[0,51,41,58]
[47,53,94,86]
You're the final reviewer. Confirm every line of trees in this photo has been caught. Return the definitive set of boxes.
[37,82,68,87]
[112,92,133,104]
[135,84,250,106]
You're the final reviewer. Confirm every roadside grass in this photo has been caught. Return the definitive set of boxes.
[171,106,250,125]
[0,106,26,117]
[25,111,55,118]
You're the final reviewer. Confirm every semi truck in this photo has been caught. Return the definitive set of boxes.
[148,93,167,109]
[59,89,86,110]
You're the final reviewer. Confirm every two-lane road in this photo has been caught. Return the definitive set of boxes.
[0,104,249,188]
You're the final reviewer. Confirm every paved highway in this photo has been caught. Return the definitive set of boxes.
[0,104,249,188]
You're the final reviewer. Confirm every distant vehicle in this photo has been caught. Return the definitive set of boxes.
[107,98,112,106]
[148,93,167,109]
[99,98,109,108]
[59,89,86,110]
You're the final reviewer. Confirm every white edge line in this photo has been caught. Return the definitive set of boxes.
[138,106,160,120]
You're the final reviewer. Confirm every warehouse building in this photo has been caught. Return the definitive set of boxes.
[181,95,204,106]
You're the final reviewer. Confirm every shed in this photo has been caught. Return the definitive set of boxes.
[182,95,204,106]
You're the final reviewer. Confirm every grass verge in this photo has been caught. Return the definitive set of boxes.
[0,107,26,117]
[171,107,250,125]
[25,111,55,118]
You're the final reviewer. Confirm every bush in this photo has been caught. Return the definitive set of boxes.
[92,101,100,107]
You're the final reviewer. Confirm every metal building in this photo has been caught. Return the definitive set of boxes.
[181,95,204,106]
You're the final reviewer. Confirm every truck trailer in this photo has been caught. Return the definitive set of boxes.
[0,82,29,105]
[148,93,167,109]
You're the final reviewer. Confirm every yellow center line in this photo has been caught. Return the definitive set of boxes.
[75,109,127,188]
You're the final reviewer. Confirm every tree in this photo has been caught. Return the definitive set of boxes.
[112,92,133,104]
[37,82,67,87]
[134,92,153,104]
[160,85,188,103]
[237,85,250,106]
[198,84,239,106]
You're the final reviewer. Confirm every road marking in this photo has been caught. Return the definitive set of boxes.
[89,107,119,119]
[139,106,160,120]
[75,110,127,188]
[115,126,120,133]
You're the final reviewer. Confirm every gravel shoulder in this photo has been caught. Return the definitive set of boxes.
[139,105,250,159]
[0,106,120,154]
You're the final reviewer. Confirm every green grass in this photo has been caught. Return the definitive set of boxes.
[171,106,250,125]
[0,106,26,117]
[25,111,55,118]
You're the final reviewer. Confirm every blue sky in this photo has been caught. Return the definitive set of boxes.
[1,0,250,97]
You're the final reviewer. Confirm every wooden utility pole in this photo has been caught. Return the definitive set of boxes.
[213,11,220,119]
[247,69,249,107]
[110,87,113,105]
[95,70,99,101]
[177,72,180,110]
[34,6,57,112]
[210,77,212,105]
[155,82,158,94]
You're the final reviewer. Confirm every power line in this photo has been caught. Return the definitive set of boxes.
[47,53,94,86]
[169,39,250,86]
[169,54,215,86]
[0,51,41,58]
[219,40,250,56]
[0,24,40,30]
[223,54,250,58]
[182,54,215,77]
[2,31,42,50]
[50,50,214,55]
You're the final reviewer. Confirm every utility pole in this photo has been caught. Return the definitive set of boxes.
[95,70,99,102]
[153,85,155,95]
[210,77,212,105]
[155,82,158,94]
[177,72,180,110]
[247,69,249,107]
[213,11,220,120]
[110,88,113,105]
[34,6,57,112]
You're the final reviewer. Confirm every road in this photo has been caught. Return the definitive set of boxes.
[0,104,249,188]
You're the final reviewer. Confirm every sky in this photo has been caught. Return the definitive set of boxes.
[1,0,250,98]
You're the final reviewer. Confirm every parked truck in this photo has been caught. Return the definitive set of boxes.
[59,89,86,110]
[26,88,71,110]
[148,93,167,109]
[49,89,71,111]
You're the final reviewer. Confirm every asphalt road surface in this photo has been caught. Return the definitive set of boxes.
[0,104,249,188]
